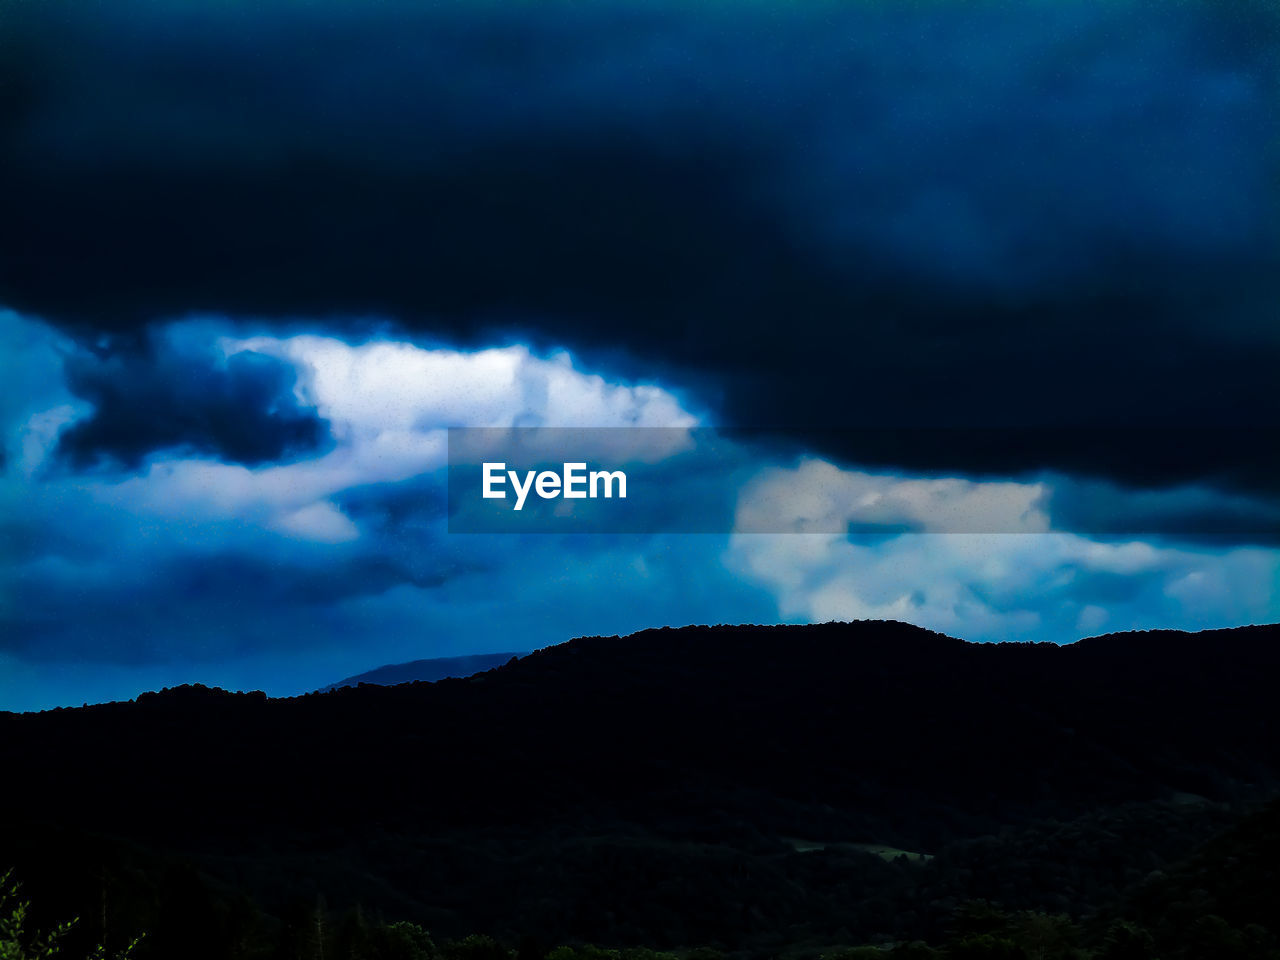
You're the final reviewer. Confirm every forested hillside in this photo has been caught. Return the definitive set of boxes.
[3,621,1279,958]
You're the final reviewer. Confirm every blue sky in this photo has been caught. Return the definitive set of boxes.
[2,0,1278,710]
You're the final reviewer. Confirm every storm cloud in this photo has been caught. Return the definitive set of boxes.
[53,330,330,470]
[3,0,1278,492]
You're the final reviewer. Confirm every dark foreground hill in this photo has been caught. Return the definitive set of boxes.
[2,620,1280,957]
[321,651,526,692]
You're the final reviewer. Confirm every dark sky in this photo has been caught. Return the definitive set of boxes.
[2,0,1278,710]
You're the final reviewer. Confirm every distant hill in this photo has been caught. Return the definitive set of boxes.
[320,652,526,691]
[3,620,1279,954]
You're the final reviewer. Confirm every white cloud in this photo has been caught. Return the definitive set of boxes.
[272,501,361,543]
[733,457,1050,533]
[84,329,701,541]
[18,405,82,478]
[727,459,1280,642]
[225,335,696,431]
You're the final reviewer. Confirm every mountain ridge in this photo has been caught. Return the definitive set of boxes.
[11,619,1277,715]
[2,619,1279,953]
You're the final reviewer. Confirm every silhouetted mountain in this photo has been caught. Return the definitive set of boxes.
[320,652,526,692]
[2,620,1279,956]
